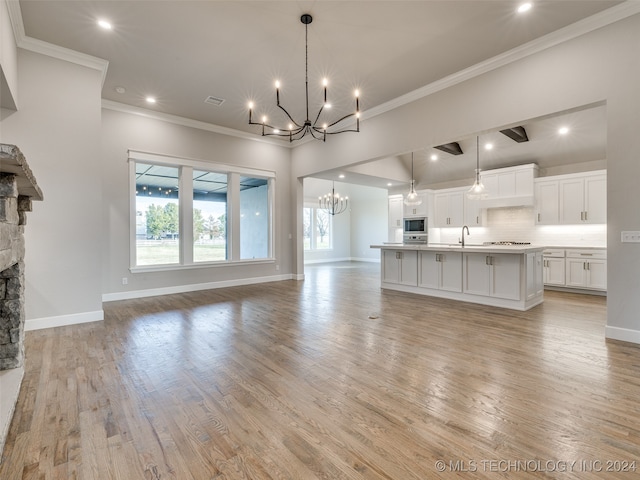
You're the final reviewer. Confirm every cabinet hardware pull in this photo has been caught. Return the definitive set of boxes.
[587,262,590,271]
[476,216,479,224]
[581,211,584,221]
[537,213,541,222]
[584,211,588,221]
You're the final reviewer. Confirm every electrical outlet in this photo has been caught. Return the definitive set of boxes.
[122,277,128,285]
[621,231,640,243]
[275,265,280,271]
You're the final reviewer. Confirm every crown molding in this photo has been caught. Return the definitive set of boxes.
[362,1,640,123]
[5,0,109,86]
[102,100,292,148]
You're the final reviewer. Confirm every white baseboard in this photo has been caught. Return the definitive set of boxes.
[0,366,24,461]
[25,310,104,331]
[605,325,640,345]
[304,257,352,265]
[350,257,380,263]
[304,257,380,265]
[102,273,294,302]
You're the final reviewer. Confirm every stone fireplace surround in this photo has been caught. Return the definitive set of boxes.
[0,144,43,460]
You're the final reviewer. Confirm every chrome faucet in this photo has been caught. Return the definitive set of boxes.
[460,225,470,247]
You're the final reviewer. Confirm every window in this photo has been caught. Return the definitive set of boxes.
[303,206,332,251]
[135,164,180,266]
[130,151,274,270]
[193,170,227,263]
[240,176,269,260]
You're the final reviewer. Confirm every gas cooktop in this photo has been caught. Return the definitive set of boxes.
[483,241,531,246]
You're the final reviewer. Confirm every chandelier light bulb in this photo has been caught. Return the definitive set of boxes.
[355,89,360,97]
[248,101,254,109]
[323,78,328,87]
[288,123,293,130]
[325,103,332,109]
[275,80,280,89]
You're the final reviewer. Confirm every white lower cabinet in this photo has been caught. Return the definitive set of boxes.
[565,249,607,290]
[382,250,418,286]
[463,253,521,301]
[418,251,462,292]
[542,249,566,286]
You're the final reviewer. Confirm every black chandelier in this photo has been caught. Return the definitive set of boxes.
[248,14,361,142]
[319,182,349,215]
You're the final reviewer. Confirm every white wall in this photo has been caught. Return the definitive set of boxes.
[347,184,388,261]
[291,13,640,343]
[101,108,293,298]
[0,50,103,327]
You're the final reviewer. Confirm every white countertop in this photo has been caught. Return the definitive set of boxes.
[372,243,546,254]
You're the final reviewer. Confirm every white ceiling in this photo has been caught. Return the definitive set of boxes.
[13,1,622,188]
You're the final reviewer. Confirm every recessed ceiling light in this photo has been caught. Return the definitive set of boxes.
[559,126,569,135]
[517,3,532,14]
[339,174,345,179]
[387,183,393,187]
[430,154,438,161]
[484,143,494,150]
[146,97,157,104]
[97,19,112,30]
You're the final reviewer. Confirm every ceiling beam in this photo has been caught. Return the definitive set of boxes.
[433,142,463,156]
[500,126,529,143]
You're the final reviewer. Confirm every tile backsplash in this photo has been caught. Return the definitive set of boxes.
[433,206,606,247]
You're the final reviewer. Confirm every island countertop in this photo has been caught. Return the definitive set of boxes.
[370,243,546,254]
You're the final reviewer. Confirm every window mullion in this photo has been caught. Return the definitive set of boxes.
[228,172,240,261]
[180,166,194,265]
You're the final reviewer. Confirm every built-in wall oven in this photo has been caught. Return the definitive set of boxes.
[403,216,428,244]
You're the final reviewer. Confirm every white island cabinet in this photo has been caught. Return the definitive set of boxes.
[463,252,521,300]
[371,244,544,311]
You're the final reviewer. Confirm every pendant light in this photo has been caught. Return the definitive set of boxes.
[467,136,488,199]
[404,152,422,206]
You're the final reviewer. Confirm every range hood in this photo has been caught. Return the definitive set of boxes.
[478,164,538,208]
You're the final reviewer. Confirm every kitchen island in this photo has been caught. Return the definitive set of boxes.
[371,243,545,311]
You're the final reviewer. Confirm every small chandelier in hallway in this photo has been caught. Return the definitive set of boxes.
[319,182,348,215]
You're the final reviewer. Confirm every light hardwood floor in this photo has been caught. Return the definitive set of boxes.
[2,261,639,479]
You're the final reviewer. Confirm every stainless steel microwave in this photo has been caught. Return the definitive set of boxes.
[403,217,427,234]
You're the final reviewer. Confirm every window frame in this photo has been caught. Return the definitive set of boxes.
[129,150,275,273]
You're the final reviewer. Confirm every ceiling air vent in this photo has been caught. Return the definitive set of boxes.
[204,96,225,106]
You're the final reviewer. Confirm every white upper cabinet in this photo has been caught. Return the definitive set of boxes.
[479,164,538,208]
[464,195,483,226]
[559,171,606,224]
[434,188,464,227]
[533,170,606,225]
[388,195,403,228]
[402,191,429,217]
[534,179,560,225]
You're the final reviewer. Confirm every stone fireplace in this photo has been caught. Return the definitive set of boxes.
[0,144,43,459]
